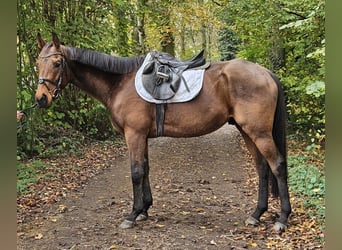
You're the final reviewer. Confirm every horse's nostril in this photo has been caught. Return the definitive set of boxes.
[37,94,48,108]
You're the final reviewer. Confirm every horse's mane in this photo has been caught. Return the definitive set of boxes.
[67,47,145,74]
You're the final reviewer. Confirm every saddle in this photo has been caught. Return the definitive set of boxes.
[142,49,206,100]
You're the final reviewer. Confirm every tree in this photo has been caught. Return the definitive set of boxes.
[279,1,325,146]
[221,0,325,146]
[218,27,240,61]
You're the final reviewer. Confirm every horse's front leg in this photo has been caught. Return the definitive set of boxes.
[120,131,152,229]
[136,147,152,222]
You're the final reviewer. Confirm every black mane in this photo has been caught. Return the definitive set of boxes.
[68,47,145,74]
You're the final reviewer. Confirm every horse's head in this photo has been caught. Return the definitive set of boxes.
[35,32,69,108]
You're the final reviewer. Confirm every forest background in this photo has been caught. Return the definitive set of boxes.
[16,0,325,237]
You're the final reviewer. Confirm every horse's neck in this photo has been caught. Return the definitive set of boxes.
[69,62,119,107]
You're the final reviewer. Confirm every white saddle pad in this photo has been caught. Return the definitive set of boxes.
[135,53,205,104]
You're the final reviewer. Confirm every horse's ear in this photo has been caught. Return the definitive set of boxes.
[52,32,60,50]
[37,33,46,50]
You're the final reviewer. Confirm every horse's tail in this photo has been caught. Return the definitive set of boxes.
[269,72,288,198]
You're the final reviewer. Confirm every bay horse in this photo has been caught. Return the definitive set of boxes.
[34,33,291,231]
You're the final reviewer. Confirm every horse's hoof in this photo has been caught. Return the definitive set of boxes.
[119,219,135,229]
[245,216,259,226]
[273,222,287,232]
[136,214,148,221]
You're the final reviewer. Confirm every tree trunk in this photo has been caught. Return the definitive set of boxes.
[132,0,147,55]
[161,26,175,56]
[269,24,286,71]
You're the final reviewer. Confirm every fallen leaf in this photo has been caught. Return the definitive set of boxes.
[109,244,121,249]
[180,211,190,215]
[248,240,258,247]
[34,233,43,240]
[210,240,217,245]
[17,232,25,237]
[58,204,68,213]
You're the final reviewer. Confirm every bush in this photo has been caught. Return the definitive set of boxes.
[17,88,117,160]
[17,111,45,159]
[46,89,115,140]
[282,74,325,148]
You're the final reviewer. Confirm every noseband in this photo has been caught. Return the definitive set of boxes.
[38,52,66,99]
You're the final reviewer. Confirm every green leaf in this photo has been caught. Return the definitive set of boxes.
[306,81,325,97]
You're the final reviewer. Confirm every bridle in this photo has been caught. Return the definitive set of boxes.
[38,52,66,99]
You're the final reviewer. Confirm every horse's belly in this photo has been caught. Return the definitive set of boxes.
[162,108,228,138]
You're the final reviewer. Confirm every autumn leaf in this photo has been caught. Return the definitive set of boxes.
[194,207,205,212]
[210,240,217,245]
[180,211,190,215]
[248,240,258,248]
[58,204,68,213]
[34,233,43,240]
[109,244,122,249]
[155,224,165,228]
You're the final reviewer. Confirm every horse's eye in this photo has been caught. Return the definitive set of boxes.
[54,61,61,67]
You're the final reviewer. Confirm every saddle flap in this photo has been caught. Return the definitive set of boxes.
[142,61,181,100]
[142,61,155,74]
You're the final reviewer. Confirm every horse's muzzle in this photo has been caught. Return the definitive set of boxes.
[36,94,50,108]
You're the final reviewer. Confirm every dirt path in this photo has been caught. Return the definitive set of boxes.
[17,124,283,249]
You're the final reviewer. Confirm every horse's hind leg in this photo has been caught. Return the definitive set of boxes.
[250,133,291,231]
[237,120,291,231]
[238,128,270,225]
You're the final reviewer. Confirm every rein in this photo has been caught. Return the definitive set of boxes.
[38,52,66,99]
[17,103,37,130]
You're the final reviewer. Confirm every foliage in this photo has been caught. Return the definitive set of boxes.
[218,28,240,61]
[17,160,46,194]
[279,2,325,147]
[221,0,325,147]
[17,109,46,159]
[45,92,115,140]
[288,155,325,221]
[144,0,223,59]
[17,120,82,160]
